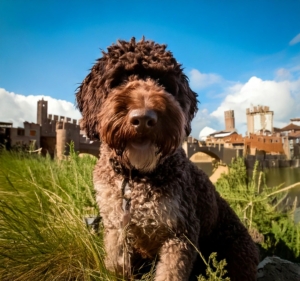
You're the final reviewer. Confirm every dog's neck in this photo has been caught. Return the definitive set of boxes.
[109,156,142,179]
[100,142,160,178]
[101,142,185,180]
[101,143,187,218]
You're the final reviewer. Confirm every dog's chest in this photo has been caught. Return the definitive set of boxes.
[95,176,183,238]
[115,178,183,238]
[121,180,183,256]
[128,181,180,231]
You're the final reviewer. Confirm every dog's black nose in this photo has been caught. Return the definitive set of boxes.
[129,109,157,132]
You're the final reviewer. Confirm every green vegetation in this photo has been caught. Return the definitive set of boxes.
[1,146,300,280]
[0,146,113,281]
[198,253,230,281]
[215,157,300,262]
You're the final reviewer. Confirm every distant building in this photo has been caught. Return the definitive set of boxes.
[290,118,300,126]
[0,99,99,158]
[194,107,300,168]
[246,105,274,135]
[224,110,235,131]
[276,120,300,159]
[203,107,289,159]
[204,109,237,145]
[0,121,41,150]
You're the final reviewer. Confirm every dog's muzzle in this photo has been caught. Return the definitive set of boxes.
[129,109,157,133]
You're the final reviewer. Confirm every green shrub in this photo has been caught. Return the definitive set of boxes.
[197,253,230,281]
[215,158,300,261]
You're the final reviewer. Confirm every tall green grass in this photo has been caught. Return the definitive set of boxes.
[0,147,118,281]
[2,147,300,280]
[0,147,229,280]
[215,158,300,262]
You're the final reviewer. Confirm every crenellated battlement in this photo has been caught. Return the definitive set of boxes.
[48,114,78,125]
[0,99,100,158]
[246,105,271,114]
[56,120,80,131]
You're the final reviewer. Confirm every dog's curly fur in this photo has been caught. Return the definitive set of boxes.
[76,37,259,281]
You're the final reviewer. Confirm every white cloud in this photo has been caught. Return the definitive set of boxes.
[211,76,300,134]
[187,60,300,138]
[289,33,300,46]
[0,88,82,127]
[189,69,223,90]
[190,108,222,138]
[182,68,300,138]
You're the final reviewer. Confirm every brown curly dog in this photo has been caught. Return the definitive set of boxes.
[76,37,259,281]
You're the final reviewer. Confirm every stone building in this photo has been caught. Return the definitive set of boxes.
[203,107,293,166]
[0,99,99,158]
[276,120,300,159]
[224,110,235,131]
[246,105,274,135]
[0,121,41,150]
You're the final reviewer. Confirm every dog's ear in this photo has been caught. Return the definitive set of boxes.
[186,87,198,137]
[180,76,198,137]
[76,57,108,140]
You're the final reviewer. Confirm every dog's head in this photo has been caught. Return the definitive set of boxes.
[76,37,198,172]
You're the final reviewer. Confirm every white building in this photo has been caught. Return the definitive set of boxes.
[246,105,273,135]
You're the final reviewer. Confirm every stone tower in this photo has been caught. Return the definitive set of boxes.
[37,99,48,126]
[246,105,273,135]
[56,121,80,159]
[224,110,235,131]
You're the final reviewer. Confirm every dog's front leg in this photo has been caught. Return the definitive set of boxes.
[155,237,197,281]
[104,228,131,276]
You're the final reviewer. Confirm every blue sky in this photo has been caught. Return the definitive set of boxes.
[1,0,300,137]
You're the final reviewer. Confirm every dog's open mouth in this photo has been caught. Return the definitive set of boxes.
[129,138,151,150]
